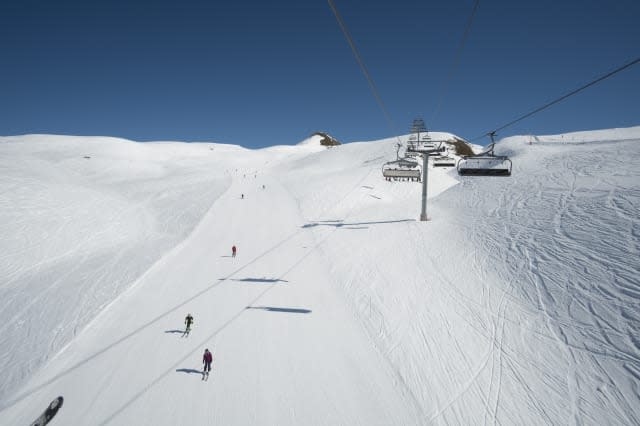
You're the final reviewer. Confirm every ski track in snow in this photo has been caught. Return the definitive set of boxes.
[285,133,640,424]
[88,168,424,425]
[455,137,640,424]
[1,141,426,425]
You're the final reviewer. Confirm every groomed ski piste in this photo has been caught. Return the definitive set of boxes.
[1,126,639,425]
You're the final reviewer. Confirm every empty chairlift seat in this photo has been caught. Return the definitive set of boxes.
[432,155,456,167]
[382,158,422,181]
[456,143,512,176]
[407,141,439,152]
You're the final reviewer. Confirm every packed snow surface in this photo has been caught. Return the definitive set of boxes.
[0,127,639,425]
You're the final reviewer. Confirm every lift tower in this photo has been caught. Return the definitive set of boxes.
[406,120,444,221]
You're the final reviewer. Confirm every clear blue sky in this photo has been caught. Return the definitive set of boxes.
[1,0,639,147]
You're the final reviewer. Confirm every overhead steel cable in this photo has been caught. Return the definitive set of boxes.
[430,0,480,125]
[328,0,400,138]
[473,56,640,141]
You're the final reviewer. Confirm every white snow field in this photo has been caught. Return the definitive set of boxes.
[0,127,639,425]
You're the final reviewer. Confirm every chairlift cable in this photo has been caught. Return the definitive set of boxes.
[328,0,402,143]
[430,0,480,125]
[472,56,640,141]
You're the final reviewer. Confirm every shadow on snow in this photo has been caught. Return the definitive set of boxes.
[231,277,289,284]
[246,306,311,314]
[301,218,414,229]
[175,368,202,375]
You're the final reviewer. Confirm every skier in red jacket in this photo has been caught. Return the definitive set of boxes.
[232,245,237,257]
[202,348,212,379]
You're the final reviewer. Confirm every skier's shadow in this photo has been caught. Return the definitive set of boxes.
[164,329,184,334]
[231,278,289,284]
[175,368,202,375]
[246,306,311,314]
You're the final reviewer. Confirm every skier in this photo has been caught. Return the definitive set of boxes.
[241,193,244,199]
[202,348,213,379]
[232,245,237,257]
[184,313,194,336]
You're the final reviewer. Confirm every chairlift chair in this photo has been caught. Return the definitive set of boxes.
[382,158,422,181]
[433,155,456,167]
[456,140,512,176]
[457,156,512,175]
[406,141,445,155]
[407,140,439,153]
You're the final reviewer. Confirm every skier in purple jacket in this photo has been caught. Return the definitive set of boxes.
[202,349,213,377]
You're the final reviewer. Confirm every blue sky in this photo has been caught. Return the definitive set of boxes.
[1,0,639,148]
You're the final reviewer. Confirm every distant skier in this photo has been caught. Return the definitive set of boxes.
[241,193,244,199]
[184,313,194,336]
[232,245,237,257]
[202,348,213,379]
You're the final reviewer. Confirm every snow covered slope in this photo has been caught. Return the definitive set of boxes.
[0,136,237,402]
[0,127,639,425]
